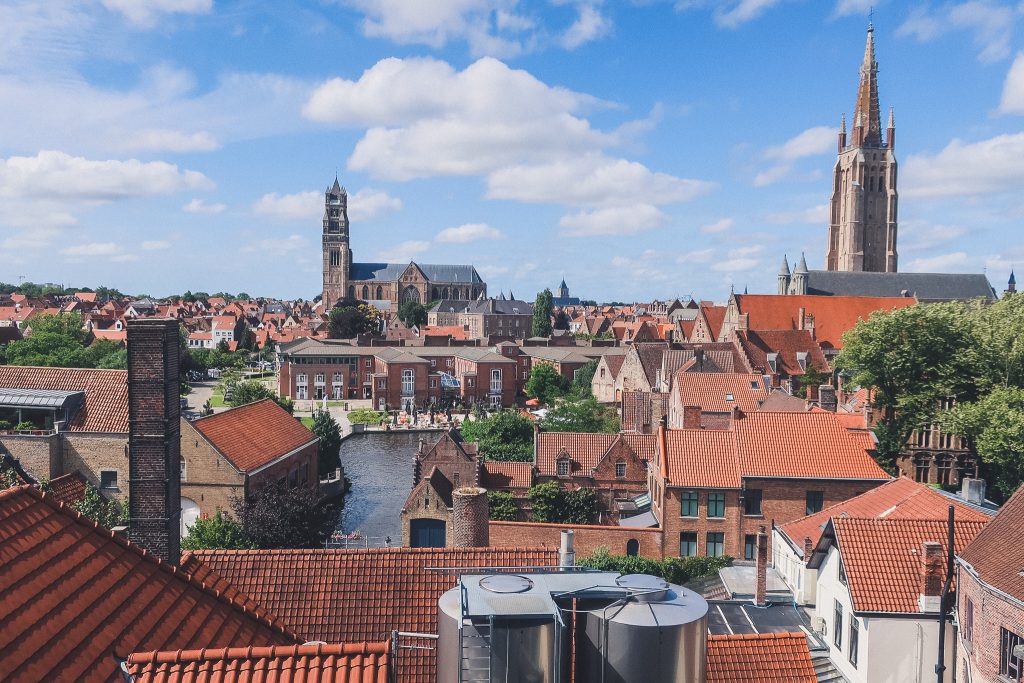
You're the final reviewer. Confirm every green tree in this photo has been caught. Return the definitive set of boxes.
[233,481,338,548]
[562,488,597,525]
[835,303,979,473]
[527,481,562,523]
[73,482,126,529]
[526,482,596,524]
[553,310,570,331]
[181,511,254,550]
[579,548,731,584]
[525,362,569,404]
[458,410,534,461]
[328,298,382,339]
[570,360,598,398]
[944,387,1024,501]
[542,397,619,433]
[398,300,428,328]
[312,408,342,477]
[488,491,519,521]
[227,380,293,413]
[532,289,553,337]
[217,338,230,352]
[970,294,1024,390]
[792,365,831,397]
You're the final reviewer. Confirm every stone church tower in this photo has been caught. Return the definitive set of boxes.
[825,23,898,273]
[322,178,352,309]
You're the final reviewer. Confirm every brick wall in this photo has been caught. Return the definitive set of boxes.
[0,433,61,480]
[62,433,130,501]
[400,481,454,547]
[248,442,318,492]
[179,417,244,518]
[489,520,665,559]
[957,563,1024,680]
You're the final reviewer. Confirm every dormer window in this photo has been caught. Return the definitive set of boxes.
[796,351,808,371]
[766,353,779,373]
[557,459,570,476]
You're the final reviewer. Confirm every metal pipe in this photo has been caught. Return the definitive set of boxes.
[936,504,954,683]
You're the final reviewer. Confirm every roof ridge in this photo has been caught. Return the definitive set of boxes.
[127,640,391,665]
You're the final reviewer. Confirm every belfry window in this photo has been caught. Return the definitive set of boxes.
[329,249,340,267]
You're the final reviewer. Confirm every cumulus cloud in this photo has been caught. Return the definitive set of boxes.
[903,251,970,272]
[376,239,431,262]
[141,240,171,250]
[435,223,505,243]
[558,204,665,237]
[182,198,226,214]
[700,218,733,234]
[117,128,220,153]
[245,234,308,253]
[756,126,835,186]
[60,242,138,262]
[999,53,1024,114]
[897,1,1019,63]
[561,4,611,49]
[900,220,968,252]
[765,203,829,225]
[902,133,1024,198]
[101,0,213,28]
[676,0,784,28]
[252,191,321,221]
[348,188,403,222]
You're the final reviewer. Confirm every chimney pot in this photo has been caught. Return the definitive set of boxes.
[755,525,768,607]
[918,541,944,612]
[803,536,814,563]
[559,529,576,567]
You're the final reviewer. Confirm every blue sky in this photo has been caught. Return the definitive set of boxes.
[2,0,1023,302]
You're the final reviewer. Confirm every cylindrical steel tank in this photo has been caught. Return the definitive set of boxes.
[576,574,709,683]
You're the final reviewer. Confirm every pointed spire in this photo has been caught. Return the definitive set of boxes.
[887,106,894,129]
[854,23,883,146]
[796,252,809,274]
[1011,270,1017,286]
[779,255,791,276]
[508,290,515,300]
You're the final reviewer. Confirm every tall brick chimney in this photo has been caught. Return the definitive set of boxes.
[818,385,838,412]
[918,541,944,612]
[127,318,181,565]
[452,486,489,547]
[803,536,814,563]
[754,525,768,607]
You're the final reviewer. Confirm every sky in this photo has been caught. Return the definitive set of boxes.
[2,0,1024,303]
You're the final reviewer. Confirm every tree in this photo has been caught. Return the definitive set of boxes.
[835,303,978,473]
[570,360,598,398]
[217,338,230,352]
[328,298,382,339]
[527,482,596,524]
[488,491,518,521]
[532,289,553,337]
[227,380,293,413]
[458,410,534,461]
[542,397,619,433]
[579,547,731,584]
[553,310,570,331]
[181,511,253,550]
[233,481,339,548]
[562,488,597,524]
[527,481,562,523]
[312,408,342,477]
[525,362,569,404]
[944,387,1024,502]
[73,482,126,529]
[398,300,428,328]
[792,364,831,396]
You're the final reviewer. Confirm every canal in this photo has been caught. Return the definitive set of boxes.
[336,430,441,545]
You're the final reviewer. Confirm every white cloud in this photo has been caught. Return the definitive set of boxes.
[677,0,784,28]
[558,204,666,237]
[60,242,138,262]
[902,133,1024,198]
[711,257,759,272]
[101,0,213,28]
[899,220,968,252]
[755,126,835,186]
[676,248,715,264]
[765,203,829,225]
[700,218,733,234]
[898,1,1019,63]
[478,264,511,278]
[141,240,171,250]
[252,191,321,221]
[182,198,226,214]
[0,150,211,201]
[998,53,1024,114]
[903,251,970,272]
[834,0,874,16]
[246,234,307,253]
[117,128,220,153]
[348,188,403,222]
[435,223,505,243]
[561,4,611,49]
[376,239,431,262]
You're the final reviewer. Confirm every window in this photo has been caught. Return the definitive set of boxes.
[1001,628,1024,680]
[626,539,639,557]
[680,491,699,517]
[467,378,475,388]
[806,490,824,515]
[743,489,762,516]
[557,459,570,476]
[490,368,502,393]
[365,358,372,368]
[377,379,386,389]
[615,462,627,478]
[707,532,725,557]
[914,455,931,482]
[179,458,186,481]
[430,378,437,388]
[315,373,325,384]
[288,467,299,487]
[848,618,859,667]
[964,598,974,643]
[679,532,698,557]
[100,470,118,489]
[744,534,757,561]
[833,600,844,649]
[839,557,847,585]
[725,392,734,401]
[297,373,307,385]
[707,492,725,518]
[430,359,436,367]
[401,369,414,395]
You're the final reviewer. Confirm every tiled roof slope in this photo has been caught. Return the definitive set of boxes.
[125,642,390,683]
[663,430,741,488]
[180,547,558,683]
[535,432,656,476]
[0,365,128,432]
[482,461,533,489]
[734,411,888,480]
[706,632,817,682]
[191,399,317,472]
[674,371,770,413]
[959,484,1024,600]
[45,471,88,506]
[833,517,988,613]
[781,477,992,550]
[700,304,728,340]
[0,486,297,683]
[734,329,829,377]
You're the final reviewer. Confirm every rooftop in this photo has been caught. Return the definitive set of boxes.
[191,399,318,472]
[959,484,1024,601]
[0,365,128,432]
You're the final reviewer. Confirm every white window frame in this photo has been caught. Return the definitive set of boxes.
[401,368,415,395]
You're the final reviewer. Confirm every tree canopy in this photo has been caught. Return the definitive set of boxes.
[532,289,553,337]
[311,408,342,476]
[525,362,569,404]
[459,410,534,461]
[0,313,127,369]
[328,298,382,339]
[181,511,253,550]
[398,300,427,328]
[227,380,294,413]
[542,396,619,433]
[527,482,595,524]
[233,481,339,548]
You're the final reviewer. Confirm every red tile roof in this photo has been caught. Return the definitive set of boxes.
[674,371,771,413]
[832,517,987,613]
[535,432,656,477]
[734,329,829,377]
[482,461,533,489]
[125,642,390,683]
[602,353,626,379]
[180,547,558,683]
[45,471,88,506]
[699,304,728,341]
[191,399,317,472]
[707,632,816,682]
[0,486,297,683]
[959,484,1024,600]
[734,294,916,349]
[780,477,992,551]
[0,365,128,432]
[663,429,741,488]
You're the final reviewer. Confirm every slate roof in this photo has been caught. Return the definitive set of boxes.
[124,642,390,683]
[191,399,318,473]
[180,547,557,683]
[959,484,1024,600]
[634,342,669,388]
[0,365,128,432]
[0,486,296,683]
[803,270,996,302]
[350,262,483,283]
[674,371,771,413]
[706,632,817,682]
[535,432,657,477]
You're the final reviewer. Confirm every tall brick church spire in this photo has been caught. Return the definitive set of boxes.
[855,22,883,147]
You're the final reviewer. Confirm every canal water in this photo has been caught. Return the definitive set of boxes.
[336,431,441,545]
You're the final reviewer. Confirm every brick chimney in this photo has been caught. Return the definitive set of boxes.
[682,405,702,429]
[755,525,768,607]
[694,348,705,370]
[452,486,489,547]
[127,318,181,565]
[918,541,944,613]
[818,385,837,412]
[803,536,814,563]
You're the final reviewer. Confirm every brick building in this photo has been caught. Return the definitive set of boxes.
[427,296,533,340]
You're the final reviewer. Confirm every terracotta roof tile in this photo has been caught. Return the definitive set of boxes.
[180,547,558,683]
[663,429,741,488]
[191,399,318,472]
[125,642,390,683]
[959,484,1024,600]
[833,517,987,613]
[45,471,88,506]
[535,432,656,477]
[674,371,771,413]
[482,461,533,489]
[734,329,829,377]
[699,304,728,341]
[707,632,817,682]
[0,486,297,683]
[0,365,128,432]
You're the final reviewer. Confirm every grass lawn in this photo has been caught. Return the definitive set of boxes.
[210,391,226,408]
[300,417,315,429]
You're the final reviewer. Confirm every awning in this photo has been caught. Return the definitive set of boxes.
[0,388,83,409]
[619,510,658,528]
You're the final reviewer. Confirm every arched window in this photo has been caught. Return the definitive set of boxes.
[347,285,355,299]
[626,539,639,557]
[361,285,369,300]
[432,287,439,300]
[376,285,383,300]
[443,287,450,299]
[401,286,420,304]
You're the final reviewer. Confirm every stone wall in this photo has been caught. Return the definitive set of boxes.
[62,433,129,500]
[180,417,244,518]
[0,433,61,480]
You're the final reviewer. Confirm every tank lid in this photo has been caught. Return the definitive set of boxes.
[479,574,534,594]
[616,574,670,602]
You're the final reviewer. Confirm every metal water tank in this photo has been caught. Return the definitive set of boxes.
[577,574,709,683]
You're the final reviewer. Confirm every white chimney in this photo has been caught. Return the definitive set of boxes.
[559,529,576,568]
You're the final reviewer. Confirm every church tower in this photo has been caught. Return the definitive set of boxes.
[825,23,898,273]
[322,178,352,309]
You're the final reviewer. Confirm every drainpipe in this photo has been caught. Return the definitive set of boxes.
[935,505,955,683]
